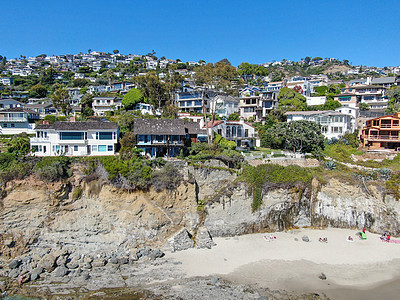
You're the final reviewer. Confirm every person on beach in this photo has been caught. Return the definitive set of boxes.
[362,228,366,234]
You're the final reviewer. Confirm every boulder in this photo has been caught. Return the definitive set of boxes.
[92,258,107,267]
[39,254,57,272]
[31,267,43,276]
[53,265,68,277]
[8,259,21,269]
[302,235,310,242]
[149,249,165,260]
[66,261,79,270]
[195,227,216,249]
[30,273,39,281]
[109,257,119,264]
[167,228,194,252]
[118,257,129,265]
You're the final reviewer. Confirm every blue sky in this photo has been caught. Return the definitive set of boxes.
[1,0,400,67]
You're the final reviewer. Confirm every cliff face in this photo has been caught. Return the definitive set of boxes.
[0,163,399,258]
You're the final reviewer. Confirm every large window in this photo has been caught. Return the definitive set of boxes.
[96,132,113,140]
[98,145,107,152]
[60,132,85,140]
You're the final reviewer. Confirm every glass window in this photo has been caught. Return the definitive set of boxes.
[92,145,97,151]
[98,145,107,152]
[99,132,113,140]
[108,145,113,151]
[11,124,15,128]
[60,132,84,140]
[74,145,78,151]
[3,124,7,127]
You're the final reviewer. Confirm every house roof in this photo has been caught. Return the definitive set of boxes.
[133,119,187,135]
[36,119,118,130]
[371,77,396,84]
[352,85,386,89]
[184,122,207,134]
[0,107,37,114]
[206,120,255,128]
[25,103,53,109]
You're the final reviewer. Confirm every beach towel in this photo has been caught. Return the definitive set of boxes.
[360,232,367,240]
[389,239,400,244]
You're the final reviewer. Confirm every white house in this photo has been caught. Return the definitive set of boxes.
[0,107,39,135]
[306,96,326,106]
[285,110,353,140]
[92,97,123,116]
[210,95,239,118]
[208,120,260,148]
[30,118,119,156]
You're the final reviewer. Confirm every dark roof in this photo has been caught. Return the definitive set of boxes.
[371,77,396,84]
[25,103,53,109]
[184,121,207,134]
[0,107,37,114]
[133,119,186,135]
[35,119,118,130]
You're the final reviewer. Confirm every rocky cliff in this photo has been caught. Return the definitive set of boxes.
[0,161,399,259]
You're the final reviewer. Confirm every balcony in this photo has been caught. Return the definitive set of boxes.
[380,124,400,129]
[31,137,50,142]
[0,117,27,122]
[364,135,400,141]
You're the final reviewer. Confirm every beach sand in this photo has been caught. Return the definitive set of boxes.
[167,228,400,299]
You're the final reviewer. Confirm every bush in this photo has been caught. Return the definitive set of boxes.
[72,186,83,200]
[34,157,71,182]
[324,161,337,170]
[151,163,182,192]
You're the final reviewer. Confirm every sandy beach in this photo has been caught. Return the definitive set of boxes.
[167,228,400,300]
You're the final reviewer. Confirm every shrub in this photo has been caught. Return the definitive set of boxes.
[151,163,182,192]
[34,157,71,182]
[72,186,83,200]
[324,161,337,170]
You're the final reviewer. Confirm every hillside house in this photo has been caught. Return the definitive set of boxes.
[30,118,119,156]
[0,107,39,134]
[361,112,400,151]
[208,120,260,148]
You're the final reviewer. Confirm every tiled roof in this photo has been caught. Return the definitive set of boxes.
[35,120,118,130]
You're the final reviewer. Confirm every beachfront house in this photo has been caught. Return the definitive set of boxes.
[133,118,207,157]
[208,120,260,148]
[30,118,119,156]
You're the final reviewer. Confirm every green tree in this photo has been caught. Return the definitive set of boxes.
[386,87,400,113]
[359,102,370,111]
[323,99,341,110]
[52,87,72,116]
[7,133,31,155]
[72,78,89,87]
[161,101,178,119]
[278,87,307,111]
[39,68,56,85]
[122,88,144,110]
[264,120,324,153]
[134,74,168,110]
[29,84,48,98]
[117,111,136,134]
[227,112,240,121]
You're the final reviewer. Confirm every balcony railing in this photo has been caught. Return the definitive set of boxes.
[31,137,50,142]
[0,117,27,122]
[364,135,400,140]
[380,124,400,128]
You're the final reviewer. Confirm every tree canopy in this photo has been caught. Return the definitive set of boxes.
[386,86,400,113]
[278,87,307,111]
[29,84,48,98]
[263,120,325,153]
[51,87,72,115]
[122,88,144,110]
[134,74,168,109]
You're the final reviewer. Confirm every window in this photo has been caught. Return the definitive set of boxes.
[74,145,78,151]
[232,126,237,137]
[113,132,117,139]
[108,145,113,151]
[31,145,38,152]
[98,132,113,140]
[321,126,328,133]
[331,127,343,133]
[3,124,7,128]
[92,145,97,151]
[43,146,46,153]
[60,132,84,140]
[98,145,107,152]
[11,124,15,128]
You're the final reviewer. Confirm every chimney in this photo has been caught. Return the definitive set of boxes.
[70,116,76,122]
[43,120,50,125]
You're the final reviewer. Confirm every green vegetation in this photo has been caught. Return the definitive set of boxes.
[262,120,325,154]
[34,156,72,182]
[240,164,314,211]
[122,88,144,110]
[278,87,307,111]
